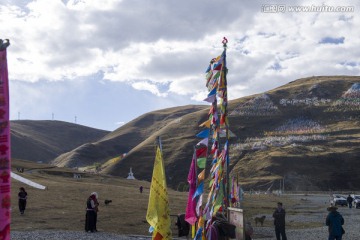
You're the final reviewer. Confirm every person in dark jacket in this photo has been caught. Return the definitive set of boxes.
[326,206,344,240]
[18,187,27,215]
[346,195,353,209]
[175,213,190,237]
[273,202,287,240]
[245,221,254,240]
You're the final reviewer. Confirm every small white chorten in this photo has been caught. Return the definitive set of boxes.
[127,167,135,180]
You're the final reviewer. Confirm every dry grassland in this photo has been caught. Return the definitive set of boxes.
[10,163,323,237]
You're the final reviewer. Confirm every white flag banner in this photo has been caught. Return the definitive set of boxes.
[11,172,46,190]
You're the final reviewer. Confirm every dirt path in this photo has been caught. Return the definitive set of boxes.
[253,194,360,239]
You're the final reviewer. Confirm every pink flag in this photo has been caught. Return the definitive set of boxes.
[185,152,198,225]
[0,47,11,239]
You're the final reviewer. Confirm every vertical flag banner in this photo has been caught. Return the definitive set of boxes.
[185,152,198,225]
[0,39,11,240]
[146,139,172,240]
[184,38,231,239]
[204,37,230,220]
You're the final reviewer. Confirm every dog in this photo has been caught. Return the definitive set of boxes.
[255,215,266,226]
[104,199,112,205]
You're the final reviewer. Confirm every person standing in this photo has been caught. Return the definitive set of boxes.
[326,206,344,240]
[346,195,353,209]
[175,213,190,237]
[85,192,98,232]
[92,192,99,232]
[139,186,143,193]
[18,187,27,215]
[244,221,254,240]
[273,202,287,240]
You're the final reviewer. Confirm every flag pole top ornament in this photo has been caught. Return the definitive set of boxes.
[222,37,228,48]
[0,39,10,51]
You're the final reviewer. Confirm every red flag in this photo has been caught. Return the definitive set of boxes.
[196,147,207,158]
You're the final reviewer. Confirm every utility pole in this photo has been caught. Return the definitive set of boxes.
[52,113,54,120]
[74,116,77,124]
[18,112,20,120]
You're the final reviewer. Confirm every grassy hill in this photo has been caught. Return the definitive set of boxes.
[226,76,360,191]
[103,76,360,191]
[11,76,360,191]
[11,120,109,163]
[52,105,206,171]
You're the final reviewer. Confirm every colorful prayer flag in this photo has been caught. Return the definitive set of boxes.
[192,182,204,199]
[185,152,197,225]
[197,138,208,146]
[195,147,207,158]
[146,144,172,240]
[197,157,206,168]
[196,129,210,138]
[199,119,211,128]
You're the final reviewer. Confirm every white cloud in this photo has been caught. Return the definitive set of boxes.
[66,0,120,11]
[115,121,125,126]
[131,81,167,97]
[2,0,360,130]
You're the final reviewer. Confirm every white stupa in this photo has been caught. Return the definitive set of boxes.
[126,167,135,180]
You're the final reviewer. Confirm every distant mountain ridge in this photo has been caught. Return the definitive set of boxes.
[52,105,207,168]
[11,76,360,191]
[11,120,109,163]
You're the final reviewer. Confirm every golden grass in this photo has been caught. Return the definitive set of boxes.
[11,169,187,235]
[11,164,326,236]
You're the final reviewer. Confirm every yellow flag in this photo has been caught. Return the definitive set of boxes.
[198,169,205,183]
[199,119,211,128]
[146,146,172,240]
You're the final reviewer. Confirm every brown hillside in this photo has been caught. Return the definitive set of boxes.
[101,106,210,184]
[227,76,360,191]
[102,76,360,190]
[11,120,109,163]
[16,76,360,191]
[52,105,207,169]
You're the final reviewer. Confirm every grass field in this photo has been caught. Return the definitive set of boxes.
[10,159,326,237]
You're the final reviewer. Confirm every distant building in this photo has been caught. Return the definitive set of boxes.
[73,173,82,179]
[127,167,135,180]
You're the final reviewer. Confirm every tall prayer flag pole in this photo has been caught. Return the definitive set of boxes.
[0,39,11,240]
[146,137,172,240]
[185,38,232,240]
[221,38,231,209]
[202,38,231,217]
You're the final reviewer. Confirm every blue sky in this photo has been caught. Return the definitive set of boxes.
[1,0,360,130]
